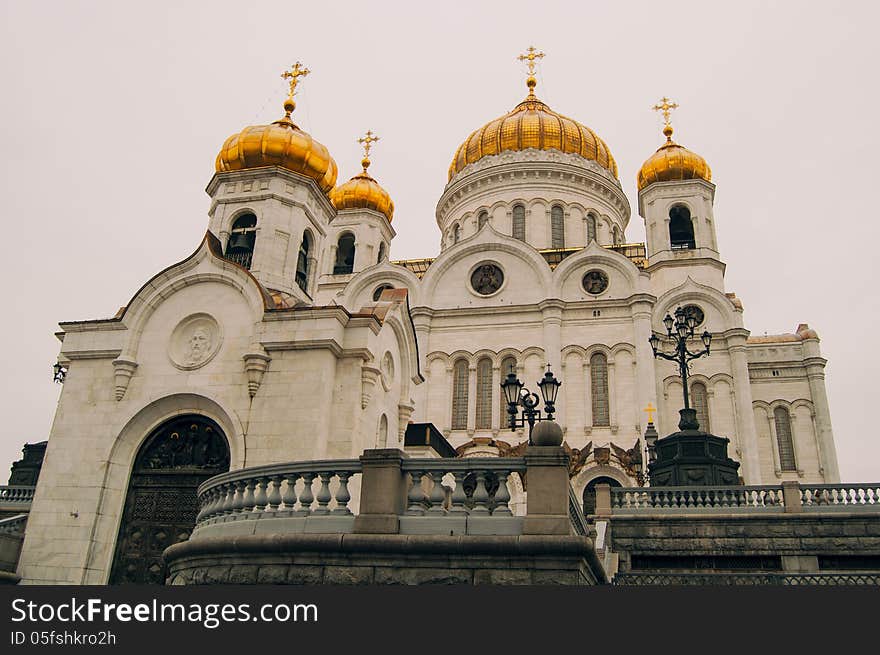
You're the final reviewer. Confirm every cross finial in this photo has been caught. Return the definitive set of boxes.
[644,403,657,424]
[517,46,545,98]
[281,61,311,98]
[357,130,380,173]
[652,96,679,141]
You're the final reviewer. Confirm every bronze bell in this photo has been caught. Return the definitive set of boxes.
[227,233,254,252]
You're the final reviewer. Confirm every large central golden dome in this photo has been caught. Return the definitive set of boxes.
[448,77,618,181]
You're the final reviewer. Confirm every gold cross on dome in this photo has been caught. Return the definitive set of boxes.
[358,130,380,159]
[518,46,545,76]
[281,61,310,98]
[644,403,657,424]
[652,96,679,128]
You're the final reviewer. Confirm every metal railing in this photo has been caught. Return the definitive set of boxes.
[613,572,880,586]
[195,460,363,527]
[401,458,525,517]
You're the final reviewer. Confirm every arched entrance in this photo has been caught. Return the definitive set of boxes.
[109,415,229,584]
[582,476,622,516]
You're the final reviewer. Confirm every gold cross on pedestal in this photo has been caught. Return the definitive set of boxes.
[281,61,311,98]
[518,46,545,76]
[644,403,657,424]
[652,96,679,128]
[357,130,380,173]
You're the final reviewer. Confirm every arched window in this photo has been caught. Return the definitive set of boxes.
[334,233,356,274]
[692,382,710,432]
[499,356,517,424]
[451,359,469,430]
[582,476,622,516]
[590,352,610,427]
[475,357,493,430]
[378,414,389,448]
[453,224,461,244]
[295,231,312,292]
[669,205,696,249]
[512,205,526,241]
[225,213,257,269]
[377,242,387,263]
[612,226,621,245]
[478,211,489,230]
[372,284,394,302]
[774,407,797,471]
[551,205,565,248]
[586,214,597,243]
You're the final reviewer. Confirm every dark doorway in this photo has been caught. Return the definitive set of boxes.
[582,475,622,516]
[109,415,229,584]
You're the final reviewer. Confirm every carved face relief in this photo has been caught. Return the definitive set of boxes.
[169,314,222,370]
[470,263,504,296]
[582,269,609,295]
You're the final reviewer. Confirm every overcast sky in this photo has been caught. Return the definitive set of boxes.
[1,1,878,482]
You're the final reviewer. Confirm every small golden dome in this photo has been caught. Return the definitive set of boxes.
[215,63,338,193]
[330,169,394,221]
[637,125,711,191]
[448,87,618,181]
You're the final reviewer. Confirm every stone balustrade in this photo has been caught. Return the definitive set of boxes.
[400,458,525,517]
[0,486,36,508]
[195,460,363,529]
[800,484,880,509]
[609,485,786,513]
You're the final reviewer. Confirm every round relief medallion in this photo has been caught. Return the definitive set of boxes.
[582,269,609,295]
[168,313,222,370]
[381,351,395,391]
[683,304,705,327]
[470,263,504,296]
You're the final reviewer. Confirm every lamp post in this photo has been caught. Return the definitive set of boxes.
[649,306,712,430]
[500,364,562,444]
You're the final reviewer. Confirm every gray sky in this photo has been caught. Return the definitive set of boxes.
[1,1,878,481]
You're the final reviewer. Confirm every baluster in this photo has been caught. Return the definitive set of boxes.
[231,480,247,516]
[493,471,512,516]
[297,473,316,515]
[427,471,447,515]
[471,471,490,515]
[331,472,353,515]
[449,471,468,514]
[253,477,269,514]
[868,487,878,505]
[282,473,300,514]
[313,473,332,515]
[267,476,283,513]
[206,487,222,521]
[407,471,425,516]
[195,489,210,524]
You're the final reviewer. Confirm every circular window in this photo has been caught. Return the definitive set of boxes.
[582,269,609,295]
[470,263,504,296]
[372,284,394,302]
[683,304,705,327]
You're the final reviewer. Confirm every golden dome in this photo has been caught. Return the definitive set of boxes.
[330,160,394,221]
[637,125,711,191]
[215,63,338,193]
[448,76,618,181]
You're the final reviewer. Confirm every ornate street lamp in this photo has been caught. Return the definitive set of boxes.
[501,363,562,444]
[650,306,712,430]
[52,361,67,384]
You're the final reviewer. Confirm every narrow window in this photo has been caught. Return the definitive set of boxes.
[590,352,610,426]
[586,214,597,243]
[453,224,461,244]
[225,213,257,269]
[475,358,493,429]
[451,359,469,430]
[499,356,517,422]
[512,205,526,241]
[692,382,710,432]
[551,205,565,248]
[478,211,489,230]
[295,231,311,292]
[378,415,389,448]
[774,407,796,471]
[669,205,696,249]
[334,233,356,274]
[377,242,387,263]
[612,226,621,245]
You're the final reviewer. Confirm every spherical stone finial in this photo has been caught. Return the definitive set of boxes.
[531,420,563,446]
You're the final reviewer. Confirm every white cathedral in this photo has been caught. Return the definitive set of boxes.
[17,54,840,584]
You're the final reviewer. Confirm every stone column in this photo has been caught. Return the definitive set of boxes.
[607,359,618,433]
[727,331,762,483]
[353,449,409,534]
[632,302,658,433]
[594,483,612,518]
[467,363,477,435]
[522,446,571,535]
[803,354,840,482]
[491,364,501,433]
[583,359,592,432]
[540,300,563,370]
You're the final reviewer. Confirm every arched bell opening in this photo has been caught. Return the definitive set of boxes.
[108,415,230,584]
[224,213,257,269]
[334,233,356,274]
[669,205,695,250]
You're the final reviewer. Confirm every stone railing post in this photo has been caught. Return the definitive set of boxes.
[782,480,802,513]
[523,446,571,535]
[353,449,409,534]
[594,483,612,518]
